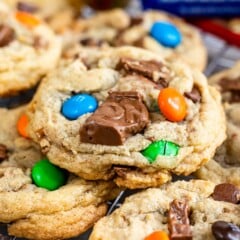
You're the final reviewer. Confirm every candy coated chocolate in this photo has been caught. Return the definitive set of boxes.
[31,159,67,190]
[212,221,240,240]
[141,140,179,163]
[150,21,182,48]
[61,94,98,120]
[80,91,149,146]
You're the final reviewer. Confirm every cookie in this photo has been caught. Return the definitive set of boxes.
[0,106,120,240]
[90,180,240,240]
[26,46,226,189]
[196,62,240,186]
[0,2,61,96]
[67,9,207,71]
[3,0,79,34]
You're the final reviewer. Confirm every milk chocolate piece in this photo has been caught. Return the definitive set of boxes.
[80,38,104,47]
[130,16,143,26]
[116,58,169,86]
[17,1,38,13]
[212,183,240,204]
[168,199,192,240]
[219,78,240,103]
[0,25,15,47]
[0,144,7,162]
[219,78,240,91]
[184,86,201,103]
[212,221,240,240]
[80,91,149,146]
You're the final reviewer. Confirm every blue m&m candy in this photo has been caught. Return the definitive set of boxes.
[150,21,182,48]
[61,93,98,120]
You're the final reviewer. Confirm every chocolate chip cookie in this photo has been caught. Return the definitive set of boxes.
[67,9,207,71]
[26,46,225,189]
[0,106,120,240]
[90,180,240,240]
[0,2,61,96]
[196,62,240,186]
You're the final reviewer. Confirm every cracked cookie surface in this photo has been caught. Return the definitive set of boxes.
[0,2,61,96]
[67,9,207,71]
[26,46,225,189]
[196,62,240,186]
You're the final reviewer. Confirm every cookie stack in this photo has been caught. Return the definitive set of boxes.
[0,1,239,240]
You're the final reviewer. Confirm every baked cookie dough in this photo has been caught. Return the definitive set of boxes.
[0,2,61,96]
[90,180,240,240]
[0,106,120,240]
[26,46,225,189]
[68,9,207,71]
[196,62,240,186]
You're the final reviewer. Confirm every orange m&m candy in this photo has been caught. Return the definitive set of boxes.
[15,11,40,28]
[144,231,169,240]
[158,87,187,122]
[17,114,29,138]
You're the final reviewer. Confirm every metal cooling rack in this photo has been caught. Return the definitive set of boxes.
[0,10,240,240]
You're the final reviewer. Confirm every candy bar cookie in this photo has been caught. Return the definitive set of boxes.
[68,9,207,71]
[196,62,240,186]
[0,106,120,240]
[90,180,240,240]
[26,46,225,189]
[0,2,61,96]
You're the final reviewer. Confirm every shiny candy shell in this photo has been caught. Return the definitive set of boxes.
[61,94,98,120]
[150,21,182,48]
[31,159,67,191]
[142,140,179,163]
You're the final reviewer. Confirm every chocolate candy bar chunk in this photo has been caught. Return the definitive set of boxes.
[80,91,149,146]
[168,199,192,240]
[0,24,15,47]
[212,183,240,204]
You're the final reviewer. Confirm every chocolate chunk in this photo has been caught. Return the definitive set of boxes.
[0,144,7,162]
[116,58,169,87]
[219,78,240,91]
[230,92,240,103]
[184,86,201,103]
[168,199,192,240]
[79,38,104,47]
[212,221,240,240]
[0,25,15,47]
[212,183,240,204]
[130,16,143,26]
[219,78,240,103]
[80,91,149,146]
[17,1,38,13]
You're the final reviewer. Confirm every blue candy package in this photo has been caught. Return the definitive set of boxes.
[141,0,240,17]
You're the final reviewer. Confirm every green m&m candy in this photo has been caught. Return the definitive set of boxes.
[141,140,179,163]
[31,158,67,191]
